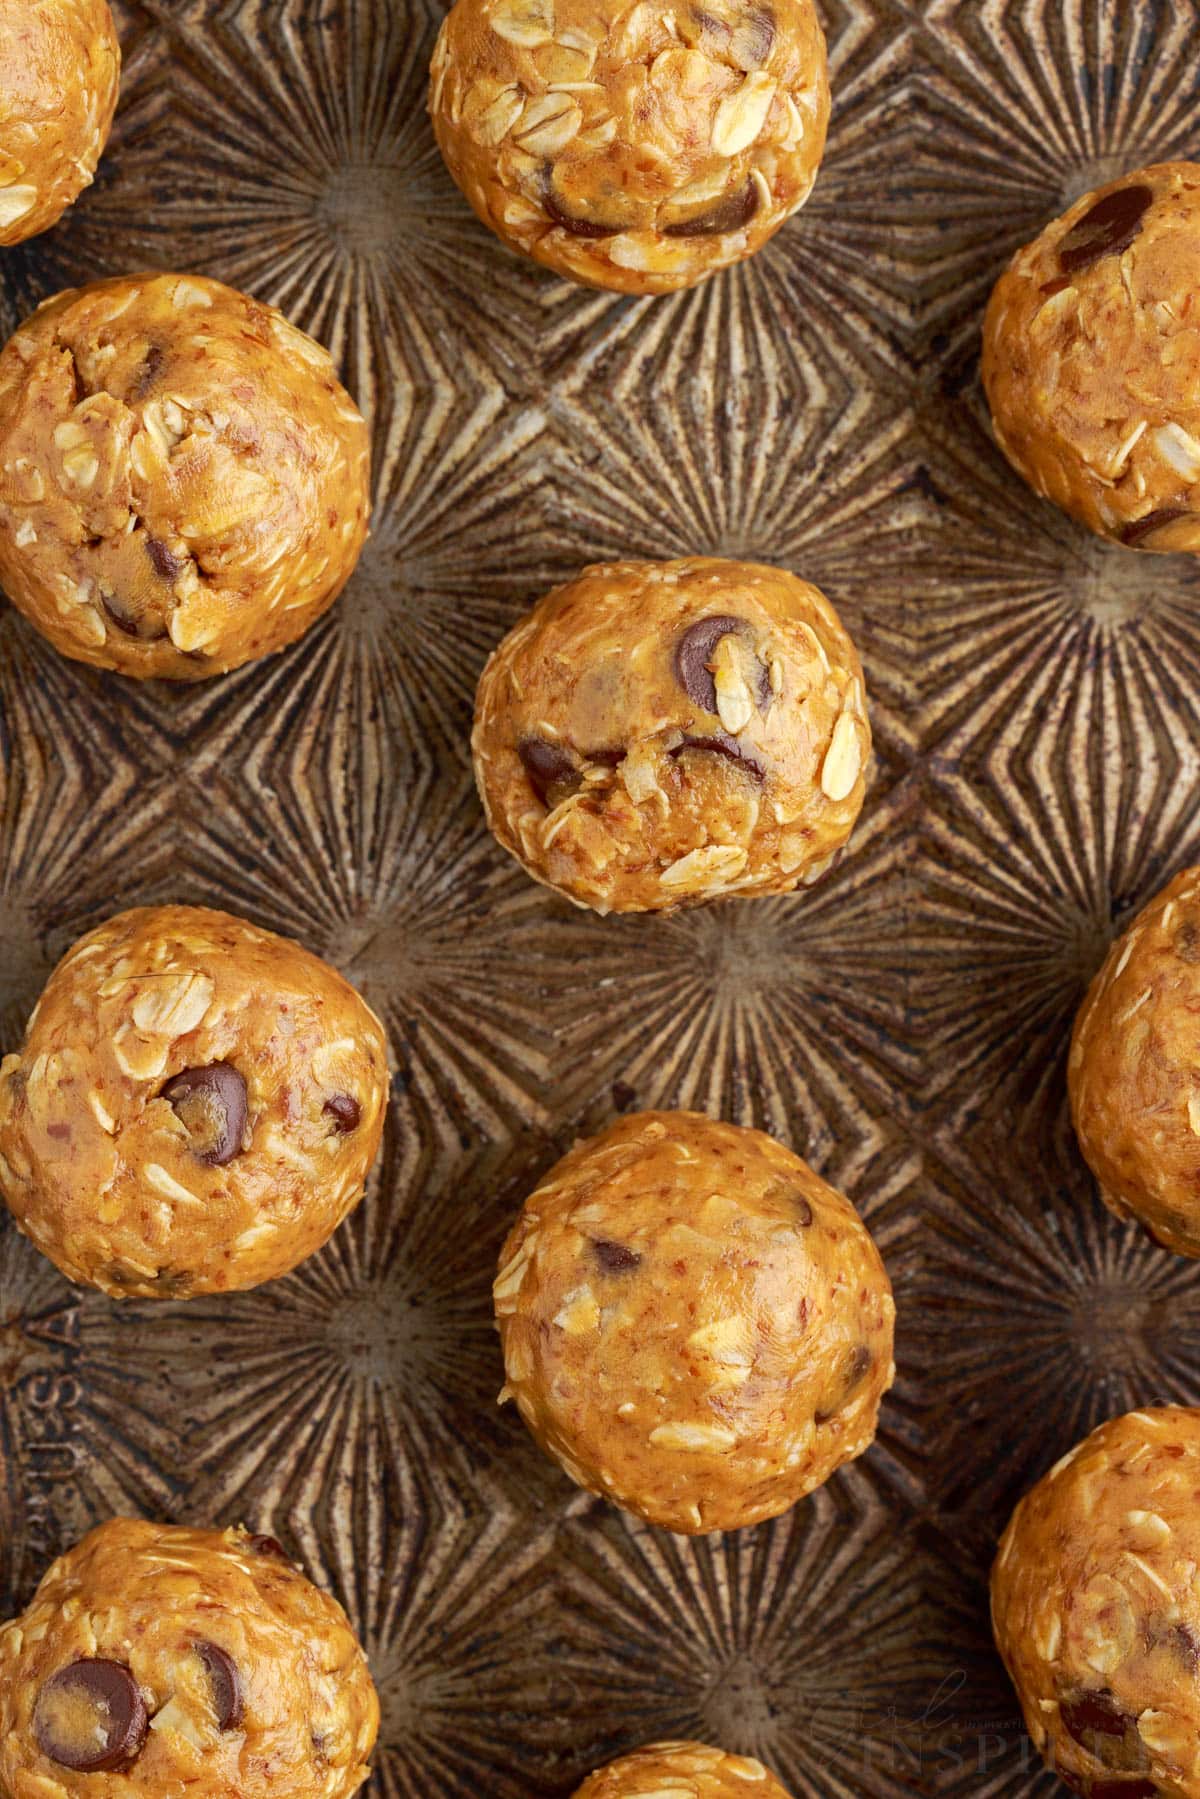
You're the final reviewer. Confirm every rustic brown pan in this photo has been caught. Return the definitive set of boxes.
[1,1,1199,1794]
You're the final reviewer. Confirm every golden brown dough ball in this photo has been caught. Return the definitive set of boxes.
[0,905,389,1298]
[493,1110,895,1534]
[0,0,120,245]
[1070,868,1200,1258]
[0,1518,378,1799]
[983,161,1200,552]
[429,0,829,293]
[0,272,370,678]
[472,557,869,915]
[992,1407,1200,1799]
[574,1740,793,1797]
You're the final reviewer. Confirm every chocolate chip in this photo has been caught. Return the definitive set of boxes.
[674,615,744,713]
[1058,183,1153,275]
[1176,922,1200,963]
[672,732,766,780]
[793,1193,814,1227]
[324,1092,361,1133]
[195,1641,244,1732]
[132,342,165,399]
[161,1062,248,1166]
[34,1660,148,1773]
[544,186,625,238]
[100,591,168,642]
[815,1344,873,1423]
[146,536,183,582]
[1119,506,1192,548]
[517,737,578,806]
[1060,1693,1132,1743]
[663,180,760,238]
[593,1239,641,1273]
[585,747,626,768]
[248,1533,290,1560]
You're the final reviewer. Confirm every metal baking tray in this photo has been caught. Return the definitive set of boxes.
[2,0,1198,1793]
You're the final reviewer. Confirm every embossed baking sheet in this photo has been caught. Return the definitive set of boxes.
[2,1,1200,1793]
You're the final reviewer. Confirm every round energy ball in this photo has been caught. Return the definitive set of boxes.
[0,0,120,245]
[0,272,370,678]
[0,1518,378,1798]
[992,1407,1200,1799]
[0,905,389,1297]
[473,557,870,914]
[1070,868,1200,1258]
[575,1741,792,1797]
[983,161,1200,553]
[493,1110,895,1534]
[428,0,829,294]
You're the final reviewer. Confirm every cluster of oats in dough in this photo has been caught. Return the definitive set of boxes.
[494,1110,895,1534]
[0,1519,379,1799]
[429,0,829,293]
[0,904,389,1298]
[0,0,120,245]
[473,556,869,914]
[984,161,1200,552]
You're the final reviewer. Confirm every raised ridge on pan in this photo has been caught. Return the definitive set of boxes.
[0,0,1199,1794]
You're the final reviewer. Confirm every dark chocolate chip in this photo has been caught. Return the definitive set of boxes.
[195,1640,244,1732]
[662,180,760,239]
[248,1533,290,1560]
[793,1193,814,1227]
[146,536,183,582]
[672,731,766,780]
[100,591,168,642]
[324,1092,361,1133]
[1119,506,1193,548]
[34,1660,148,1773]
[674,614,744,713]
[585,746,626,768]
[132,343,165,399]
[1058,183,1153,275]
[815,1344,873,1423]
[517,737,577,806]
[593,1239,642,1273]
[1176,921,1200,963]
[544,186,625,238]
[1060,1693,1132,1743]
[161,1062,248,1167]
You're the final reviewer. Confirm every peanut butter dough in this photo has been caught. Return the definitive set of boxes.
[0,905,389,1298]
[0,1517,378,1798]
[992,1407,1200,1799]
[429,0,829,293]
[494,1110,895,1534]
[983,162,1200,552]
[1070,868,1200,1259]
[0,273,370,677]
[473,557,869,914]
[0,0,119,245]
[574,1741,793,1797]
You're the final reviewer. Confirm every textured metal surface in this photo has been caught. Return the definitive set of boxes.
[1,1,1200,1794]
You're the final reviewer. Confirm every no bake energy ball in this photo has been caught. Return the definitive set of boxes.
[0,1518,378,1798]
[473,557,870,914]
[0,905,389,1298]
[575,1741,792,1797]
[0,0,120,245]
[429,0,829,293]
[0,272,370,677]
[494,1111,895,1534]
[1070,868,1200,1258]
[983,162,1200,552]
[992,1407,1200,1799]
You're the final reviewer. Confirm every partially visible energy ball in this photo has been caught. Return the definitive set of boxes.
[0,273,370,678]
[0,1518,378,1798]
[0,905,389,1297]
[993,1407,1200,1799]
[1070,867,1200,1258]
[0,0,120,245]
[429,0,829,293]
[473,557,870,914]
[983,161,1200,552]
[574,1742,793,1797]
[493,1111,895,1534]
